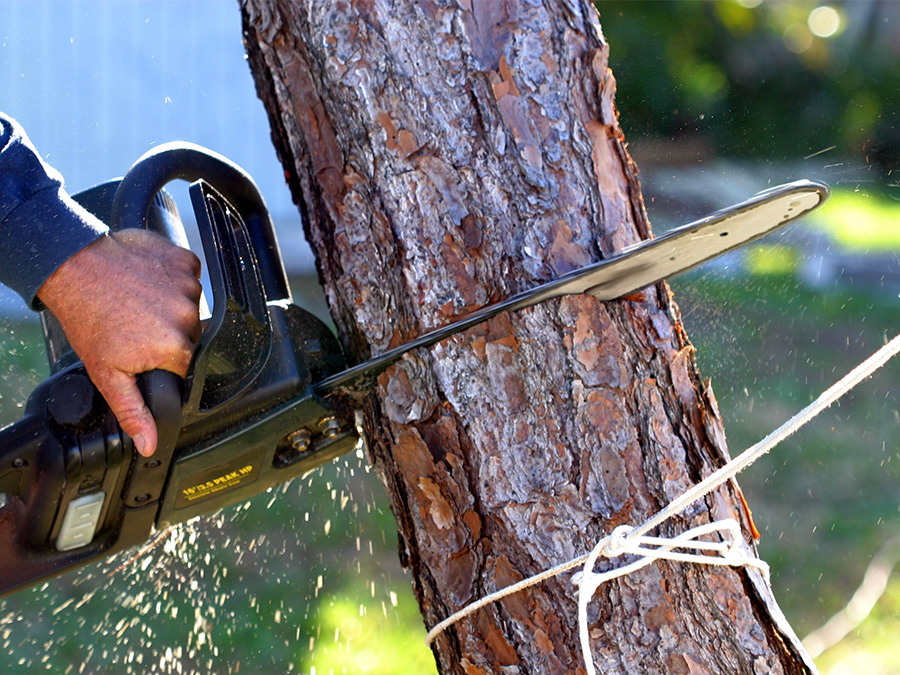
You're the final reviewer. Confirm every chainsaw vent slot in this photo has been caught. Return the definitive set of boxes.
[189,182,271,410]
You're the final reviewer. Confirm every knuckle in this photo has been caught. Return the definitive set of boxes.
[183,276,203,303]
[167,341,194,375]
[173,247,201,273]
[188,250,202,273]
[175,296,202,327]
[146,348,190,378]
[115,403,152,429]
[161,330,193,358]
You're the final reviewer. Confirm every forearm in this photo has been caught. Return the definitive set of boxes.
[0,113,107,308]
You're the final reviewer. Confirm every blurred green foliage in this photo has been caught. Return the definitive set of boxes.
[306,594,438,674]
[669,254,900,675]
[598,1,900,167]
[817,189,900,251]
[0,322,47,428]
[815,577,900,674]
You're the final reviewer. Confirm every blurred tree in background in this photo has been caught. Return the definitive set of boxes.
[598,0,899,171]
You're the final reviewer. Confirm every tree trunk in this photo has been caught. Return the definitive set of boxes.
[239,1,814,672]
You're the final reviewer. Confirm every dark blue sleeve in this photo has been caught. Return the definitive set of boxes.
[0,113,108,309]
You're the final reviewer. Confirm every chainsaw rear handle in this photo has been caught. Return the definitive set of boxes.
[127,370,183,505]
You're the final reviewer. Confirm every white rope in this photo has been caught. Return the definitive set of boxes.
[575,520,768,675]
[424,332,900,671]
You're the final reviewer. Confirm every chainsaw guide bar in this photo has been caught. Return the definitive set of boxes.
[316,179,828,396]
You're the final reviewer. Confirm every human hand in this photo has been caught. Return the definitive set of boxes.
[37,229,202,457]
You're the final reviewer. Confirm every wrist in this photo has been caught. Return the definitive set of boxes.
[37,233,113,316]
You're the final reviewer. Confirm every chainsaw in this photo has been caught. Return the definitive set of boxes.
[0,143,828,597]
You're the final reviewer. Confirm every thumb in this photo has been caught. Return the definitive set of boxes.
[94,370,159,457]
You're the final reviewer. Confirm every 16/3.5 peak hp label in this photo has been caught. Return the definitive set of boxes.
[174,450,262,509]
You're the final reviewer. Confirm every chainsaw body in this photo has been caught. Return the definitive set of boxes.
[0,145,358,597]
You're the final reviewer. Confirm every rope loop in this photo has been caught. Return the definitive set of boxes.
[576,519,770,675]
[602,525,634,559]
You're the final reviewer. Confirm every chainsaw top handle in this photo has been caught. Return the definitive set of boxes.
[110,142,291,303]
[107,143,293,488]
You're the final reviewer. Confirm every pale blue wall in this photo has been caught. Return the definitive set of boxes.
[1,0,314,315]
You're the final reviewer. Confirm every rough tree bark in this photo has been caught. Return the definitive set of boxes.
[239,1,814,673]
